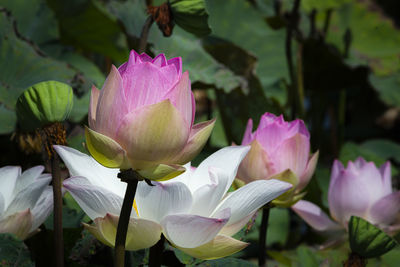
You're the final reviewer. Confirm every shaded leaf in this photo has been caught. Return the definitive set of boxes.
[348,216,398,258]
[47,0,128,62]
[198,257,256,267]
[0,11,76,133]
[0,233,34,267]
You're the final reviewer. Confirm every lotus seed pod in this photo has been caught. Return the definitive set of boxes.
[16,80,74,131]
[169,0,211,37]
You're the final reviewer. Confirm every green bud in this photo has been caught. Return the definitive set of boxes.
[16,81,74,131]
[169,0,211,37]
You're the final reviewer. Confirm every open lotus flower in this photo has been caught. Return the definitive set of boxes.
[0,166,53,240]
[86,50,215,180]
[292,158,400,233]
[55,145,291,259]
[237,113,318,207]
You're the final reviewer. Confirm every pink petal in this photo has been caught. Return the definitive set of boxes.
[240,119,254,146]
[118,50,140,75]
[354,157,368,168]
[95,65,126,139]
[357,161,386,203]
[88,85,100,129]
[297,151,319,192]
[161,209,230,248]
[236,140,271,183]
[288,119,310,139]
[164,71,194,127]
[368,191,400,225]
[115,100,189,169]
[139,52,153,62]
[121,62,177,111]
[272,133,310,178]
[329,160,344,190]
[292,200,339,231]
[328,168,372,225]
[255,119,295,153]
[380,161,392,195]
[167,57,182,77]
[171,119,216,165]
[152,53,167,67]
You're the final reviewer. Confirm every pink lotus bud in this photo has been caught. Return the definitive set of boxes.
[328,158,400,227]
[237,113,318,206]
[292,158,400,233]
[86,50,215,179]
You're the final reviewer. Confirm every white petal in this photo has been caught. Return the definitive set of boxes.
[211,179,291,235]
[190,167,231,216]
[63,176,123,220]
[177,234,248,260]
[0,166,20,208]
[188,146,250,193]
[3,176,51,217]
[0,194,4,215]
[30,187,53,232]
[54,145,126,197]
[13,166,45,194]
[161,208,230,248]
[135,181,192,222]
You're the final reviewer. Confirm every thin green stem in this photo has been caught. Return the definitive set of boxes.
[114,177,139,267]
[51,153,64,267]
[149,234,165,267]
[258,205,271,267]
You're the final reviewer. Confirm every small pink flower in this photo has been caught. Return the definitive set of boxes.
[237,113,318,205]
[86,50,215,179]
[292,158,400,232]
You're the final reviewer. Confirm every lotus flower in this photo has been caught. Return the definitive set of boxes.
[0,166,53,239]
[237,113,318,206]
[55,145,291,259]
[292,158,400,232]
[86,50,215,179]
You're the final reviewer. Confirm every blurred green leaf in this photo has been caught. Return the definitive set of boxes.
[301,0,351,12]
[369,73,400,108]
[315,167,330,208]
[339,141,399,175]
[47,0,128,62]
[198,258,257,267]
[324,2,400,107]
[0,11,76,133]
[2,0,59,45]
[170,0,211,37]
[149,27,245,93]
[244,208,289,247]
[0,233,34,267]
[206,0,288,89]
[348,216,398,258]
[296,246,320,267]
[108,0,243,93]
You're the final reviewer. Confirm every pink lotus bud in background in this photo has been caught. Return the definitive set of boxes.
[0,166,53,240]
[292,158,400,232]
[237,113,318,206]
[86,50,215,180]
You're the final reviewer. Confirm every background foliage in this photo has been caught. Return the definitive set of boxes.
[1,0,400,266]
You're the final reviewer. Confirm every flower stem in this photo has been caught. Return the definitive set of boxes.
[149,234,165,267]
[114,173,139,267]
[51,152,64,267]
[258,205,271,267]
[138,16,154,53]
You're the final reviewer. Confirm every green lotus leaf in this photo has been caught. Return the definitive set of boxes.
[169,0,211,37]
